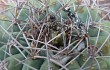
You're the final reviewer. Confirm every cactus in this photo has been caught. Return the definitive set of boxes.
[0,0,110,70]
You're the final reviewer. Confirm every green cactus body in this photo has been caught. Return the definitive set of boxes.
[0,0,110,70]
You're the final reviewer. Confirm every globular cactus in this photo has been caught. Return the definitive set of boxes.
[0,0,110,70]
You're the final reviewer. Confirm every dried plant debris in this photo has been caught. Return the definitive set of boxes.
[0,0,110,70]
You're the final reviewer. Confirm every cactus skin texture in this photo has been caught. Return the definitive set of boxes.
[0,0,110,70]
